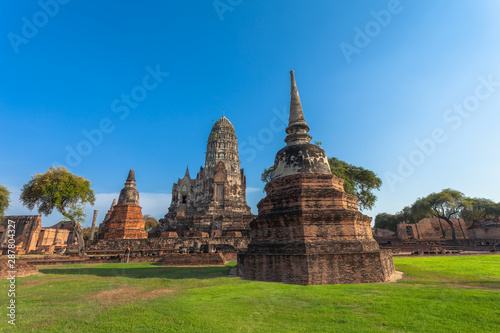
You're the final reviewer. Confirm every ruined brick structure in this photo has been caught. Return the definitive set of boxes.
[0,215,41,254]
[36,221,76,253]
[158,116,254,236]
[397,218,469,240]
[238,71,395,285]
[99,169,148,239]
[0,216,77,255]
[467,218,500,240]
[86,236,250,255]
[373,228,396,238]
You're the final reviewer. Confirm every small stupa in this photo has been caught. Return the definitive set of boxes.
[100,169,148,239]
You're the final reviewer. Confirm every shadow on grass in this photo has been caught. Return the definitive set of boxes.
[38,264,232,279]
[401,278,500,290]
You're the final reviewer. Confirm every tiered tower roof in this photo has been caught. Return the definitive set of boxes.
[205,116,240,172]
[117,169,140,205]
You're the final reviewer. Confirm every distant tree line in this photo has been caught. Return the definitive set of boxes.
[375,189,500,240]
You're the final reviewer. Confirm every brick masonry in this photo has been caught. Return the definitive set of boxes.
[0,216,77,255]
[397,218,469,240]
[101,204,148,239]
[238,174,396,285]
[86,237,250,254]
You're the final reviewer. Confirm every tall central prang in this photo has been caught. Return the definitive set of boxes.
[158,116,255,236]
[237,71,396,285]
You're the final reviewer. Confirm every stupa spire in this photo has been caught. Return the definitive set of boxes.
[118,169,139,205]
[184,165,190,178]
[125,169,136,187]
[285,70,312,145]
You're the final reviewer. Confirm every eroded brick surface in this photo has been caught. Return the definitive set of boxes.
[239,174,395,285]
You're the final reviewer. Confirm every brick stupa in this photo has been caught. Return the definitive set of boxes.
[237,71,396,285]
[100,169,148,239]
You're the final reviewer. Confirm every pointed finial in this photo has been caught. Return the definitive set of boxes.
[126,169,135,181]
[285,70,312,145]
[185,165,190,178]
[125,169,136,187]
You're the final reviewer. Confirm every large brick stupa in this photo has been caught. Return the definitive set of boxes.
[237,71,396,285]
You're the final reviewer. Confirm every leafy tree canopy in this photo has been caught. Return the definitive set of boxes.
[328,157,382,211]
[20,166,95,254]
[376,190,500,234]
[374,206,430,232]
[411,189,470,220]
[144,214,159,231]
[462,198,500,221]
[374,213,400,232]
[82,226,97,241]
[410,189,471,241]
[261,165,275,185]
[0,184,10,216]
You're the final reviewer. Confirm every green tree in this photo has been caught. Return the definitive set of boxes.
[374,206,429,232]
[0,184,10,216]
[20,166,95,255]
[374,213,400,232]
[411,189,471,242]
[81,226,97,241]
[328,157,382,211]
[461,198,500,222]
[144,214,159,231]
[82,227,97,240]
[261,165,275,185]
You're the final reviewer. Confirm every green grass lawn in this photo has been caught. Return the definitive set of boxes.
[1,255,499,332]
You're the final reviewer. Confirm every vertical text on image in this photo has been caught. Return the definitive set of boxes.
[6,219,17,326]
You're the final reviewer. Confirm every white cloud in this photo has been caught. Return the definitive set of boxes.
[246,187,261,194]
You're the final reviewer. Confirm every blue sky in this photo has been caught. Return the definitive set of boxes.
[1,0,499,227]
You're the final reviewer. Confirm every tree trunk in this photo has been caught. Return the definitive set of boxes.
[441,217,457,242]
[60,207,86,256]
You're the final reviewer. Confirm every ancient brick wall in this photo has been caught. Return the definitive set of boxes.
[467,218,500,240]
[1,215,42,254]
[373,228,396,238]
[86,237,250,253]
[37,228,71,247]
[397,218,469,240]
[468,227,500,239]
